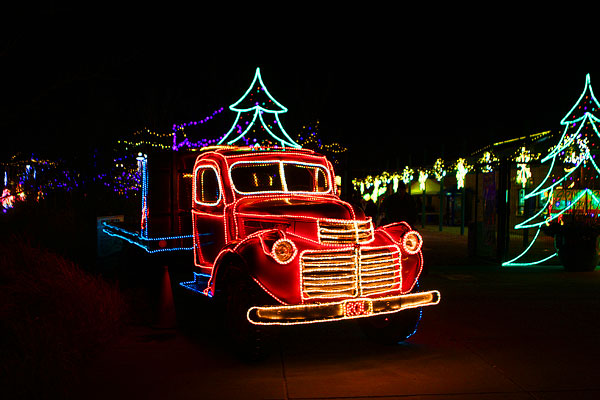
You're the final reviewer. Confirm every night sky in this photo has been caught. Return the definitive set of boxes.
[2,9,597,173]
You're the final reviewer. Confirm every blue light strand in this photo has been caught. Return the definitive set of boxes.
[102,221,212,254]
[136,154,149,238]
[102,221,205,240]
[103,229,194,253]
[179,272,212,297]
[403,280,423,341]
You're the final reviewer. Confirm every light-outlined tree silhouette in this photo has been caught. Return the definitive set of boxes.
[504,73,600,266]
[218,67,300,148]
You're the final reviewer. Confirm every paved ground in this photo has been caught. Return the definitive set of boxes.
[76,227,600,399]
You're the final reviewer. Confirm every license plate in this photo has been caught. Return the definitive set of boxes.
[344,299,372,317]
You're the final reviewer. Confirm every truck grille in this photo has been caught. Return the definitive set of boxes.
[301,246,401,300]
[317,219,374,245]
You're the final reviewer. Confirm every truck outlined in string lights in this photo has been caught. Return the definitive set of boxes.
[104,146,440,355]
[103,67,440,356]
[182,146,438,353]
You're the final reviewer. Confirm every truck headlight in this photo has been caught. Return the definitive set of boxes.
[402,230,422,254]
[271,238,297,264]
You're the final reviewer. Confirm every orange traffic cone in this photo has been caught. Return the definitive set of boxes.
[154,265,176,330]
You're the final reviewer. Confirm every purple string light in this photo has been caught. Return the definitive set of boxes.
[172,107,226,151]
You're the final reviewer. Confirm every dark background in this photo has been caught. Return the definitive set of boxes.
[2,7,597,172]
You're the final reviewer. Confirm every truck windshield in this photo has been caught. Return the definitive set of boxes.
[230,162,330,194]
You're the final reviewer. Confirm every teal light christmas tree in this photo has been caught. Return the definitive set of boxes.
[504,73,600,267]
[217,67,301,148]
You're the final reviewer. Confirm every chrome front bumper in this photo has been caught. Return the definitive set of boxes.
[247,290,441,325]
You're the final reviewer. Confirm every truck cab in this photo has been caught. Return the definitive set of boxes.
[182,146,439,351]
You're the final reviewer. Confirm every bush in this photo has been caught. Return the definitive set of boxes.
[0,237,127,399]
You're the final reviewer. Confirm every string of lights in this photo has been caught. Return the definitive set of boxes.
[504,73,600,267]
[217,68,301,149]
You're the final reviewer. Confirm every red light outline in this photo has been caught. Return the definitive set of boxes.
[190,148,426,304]
[193,163,224,206]
[228,159,334,196]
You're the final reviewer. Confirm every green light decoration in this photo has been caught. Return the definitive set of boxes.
[514,146,538,188]
[357,175,380,203]
[503,73,600,266]
[478,151,498,173]
[433,158,446,181]
[217,67,301,148]
[418,170,429,191]
[367,172,390,203]
[391,173,400,192]
[454,158,470,189]
[402,166,414,185]
[353,167,414,201]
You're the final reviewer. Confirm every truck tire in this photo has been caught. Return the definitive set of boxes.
[359,307,422,345]
[224,275,274,361]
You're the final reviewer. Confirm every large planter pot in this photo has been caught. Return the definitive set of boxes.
[554,231,600,272]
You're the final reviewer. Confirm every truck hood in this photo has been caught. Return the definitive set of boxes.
[234,196,359,221]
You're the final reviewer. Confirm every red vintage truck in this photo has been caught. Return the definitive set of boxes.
[104,145,440,357]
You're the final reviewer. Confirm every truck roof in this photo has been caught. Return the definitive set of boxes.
[196,145,320,157]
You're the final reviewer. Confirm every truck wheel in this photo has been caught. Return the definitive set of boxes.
[359,308,422,345]
[224,276,273,361]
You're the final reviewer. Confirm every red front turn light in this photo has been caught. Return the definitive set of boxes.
[402,230,422,254]
[271,238,297,264]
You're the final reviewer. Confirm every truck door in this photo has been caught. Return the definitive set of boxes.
[192,164,225,272]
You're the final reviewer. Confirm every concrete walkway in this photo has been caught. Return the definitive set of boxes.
[76,228,600,399]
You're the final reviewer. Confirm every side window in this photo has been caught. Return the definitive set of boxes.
[195,167,220,205]
[316,168,329,192]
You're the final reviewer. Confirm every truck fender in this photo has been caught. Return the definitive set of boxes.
[209,244,244,297]
[377,221,413,242]
[377,222,424,294]
[210,230,286,302]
